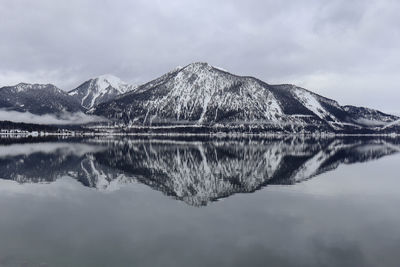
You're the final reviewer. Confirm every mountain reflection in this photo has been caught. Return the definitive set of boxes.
[0,137,399,206]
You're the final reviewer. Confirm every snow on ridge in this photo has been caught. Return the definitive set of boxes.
[214,66,228,72]
[71,74,138,109]
[382,119,400,129]
[292,87,342,128]
[139,63,287,125]
[92,63,399,132]
[14,83,60,93]
[94,74,129,94]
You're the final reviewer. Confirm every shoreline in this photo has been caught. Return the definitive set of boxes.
[1,132,399,138]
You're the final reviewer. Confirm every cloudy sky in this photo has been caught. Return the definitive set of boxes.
[0,0,399,114]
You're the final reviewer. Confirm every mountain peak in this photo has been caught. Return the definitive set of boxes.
[91,74,126,94]
[181,62,235,76]
[13,83,61,93]
[183,62,213,71]
[16,82,54,87]
[187,61,211,67]
[68,74,137,109]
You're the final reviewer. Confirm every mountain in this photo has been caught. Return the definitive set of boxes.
[0,83,83,115]
[1,138,399,206]
[68,74,137,109]
[92,62,399,133]
[343,105,398,127]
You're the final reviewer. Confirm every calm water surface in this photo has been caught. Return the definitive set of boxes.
[0,137,399,267]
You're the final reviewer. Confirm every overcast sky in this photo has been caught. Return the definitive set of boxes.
[0,0,399,114]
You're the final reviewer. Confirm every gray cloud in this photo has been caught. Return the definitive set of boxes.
[0,0,399,114]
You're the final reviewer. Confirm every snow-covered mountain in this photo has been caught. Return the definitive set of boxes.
[92,62,399,133]
[68,74,137,109]
[0,83,83,115]
[1,138,399,206]
[343,105,398,127]
[0,64,397,133]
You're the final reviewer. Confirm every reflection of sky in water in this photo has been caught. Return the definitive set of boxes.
[0,140,399,266]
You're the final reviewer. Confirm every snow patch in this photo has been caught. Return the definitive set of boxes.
[382,119,400,129]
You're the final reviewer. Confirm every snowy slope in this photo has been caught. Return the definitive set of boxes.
[94,63,294,126]
[343,105,399,127]
[68,74,137,109]
[93,62,397,133]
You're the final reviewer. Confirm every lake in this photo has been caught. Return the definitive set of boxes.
[0,136,399,267]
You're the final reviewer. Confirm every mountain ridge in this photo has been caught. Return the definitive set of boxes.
[0,63,398,134]
[68,74,137,109]
[92,62,399,133]
[0,83,83,115]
